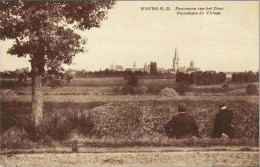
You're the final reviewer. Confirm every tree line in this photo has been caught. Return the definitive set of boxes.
[176,71,226,85]
[232,71,258,83]
[75,69,174,79]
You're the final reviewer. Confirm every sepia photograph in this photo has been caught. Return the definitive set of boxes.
[0,1,259,166]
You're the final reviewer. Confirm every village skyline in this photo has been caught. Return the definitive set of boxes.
[0,1,258,72]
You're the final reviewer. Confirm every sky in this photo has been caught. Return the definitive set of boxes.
[0,1,259,72]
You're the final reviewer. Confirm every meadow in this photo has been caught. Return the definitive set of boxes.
[0,77,259,149]
[1,100,258,149]
[0,78,256,96]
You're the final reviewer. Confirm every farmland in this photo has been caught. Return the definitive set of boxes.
[0,77,259,150]
[0,78,257,96]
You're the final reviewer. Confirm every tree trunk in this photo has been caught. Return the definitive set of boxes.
[31,56,44,127]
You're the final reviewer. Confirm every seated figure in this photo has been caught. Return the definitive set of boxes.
[164,104,201,139]
[211,103,235,139]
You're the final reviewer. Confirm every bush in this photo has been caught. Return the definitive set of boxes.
[22,110,95,142]
[127,75,138,87]
[1,100,258,146]
[246,84,258,95]
[175,83,191,95]
[147,85,165,94]
[222,84,229,88]
[23,114,73,141]
[39,111,95,141]
[1,126,32,149]
[76,111,95,136]
[121,74,140,95]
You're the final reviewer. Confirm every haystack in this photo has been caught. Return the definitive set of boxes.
[159,87,179,97]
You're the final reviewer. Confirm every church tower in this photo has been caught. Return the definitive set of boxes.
[173,48,179,72]
[133,60,136,69]
[190,59,194,68]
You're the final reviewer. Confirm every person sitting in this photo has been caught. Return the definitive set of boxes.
[211,103,235,139]
[164,104,201,139]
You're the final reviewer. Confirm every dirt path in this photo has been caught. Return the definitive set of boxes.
[1,151,258,167]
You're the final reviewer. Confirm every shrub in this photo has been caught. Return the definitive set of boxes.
[222,84,229,88]
[38,111,95,141]
[246,84,258,95]
[127,75,138,87]
[76,111,95,136]
[121,74,140,95]
[1,126,32,149]
[175,83,191,95]
[22,110,95,142]
[147,85,165,94]
[36,114,73,141]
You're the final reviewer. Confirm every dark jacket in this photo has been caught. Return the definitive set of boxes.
[211,108,234,138]
[164,113,200,139]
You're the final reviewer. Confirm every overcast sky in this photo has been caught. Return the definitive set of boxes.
[0,1,259,72]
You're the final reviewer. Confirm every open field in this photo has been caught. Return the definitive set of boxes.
[1,78,259,161]
[1,78,257,96]
[1,150,259,167]
[2,95,258,104]
[1,99,258,148]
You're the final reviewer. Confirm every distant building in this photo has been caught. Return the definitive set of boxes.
[225,72,236,78]
[125,61,147,72]
[167,69,175,73]
[144,63,150,73]
[205,70,217,73]
[115,65,124,71]
[133,61,136,69]
[109,62,124,71]
[186,60,200,74]
[173,48,179,72]
[15,67,29,74]
[178,67,186,73]
[109,62,115,70]
[172,48,201,74]
[157,68,167,73]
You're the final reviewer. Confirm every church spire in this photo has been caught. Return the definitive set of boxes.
[174,48,179,60]
[173,48,179,72]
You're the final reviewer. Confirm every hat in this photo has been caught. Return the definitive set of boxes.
[178,103,187,112]
[219,102,227,108]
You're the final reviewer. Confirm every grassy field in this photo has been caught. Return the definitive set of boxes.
[2,95,258,104]
[0,78,259,149]
[1,78,257,96]
[1,99,258,149]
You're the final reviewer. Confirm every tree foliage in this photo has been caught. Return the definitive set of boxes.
[1,1,115,77]
[246,84,258,95]
[176,71,226,85]
[232,72,258,83]
[150,62,157,75]
[1,1,115,127]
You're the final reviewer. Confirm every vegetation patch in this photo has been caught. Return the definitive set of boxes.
[1,100,258,149]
